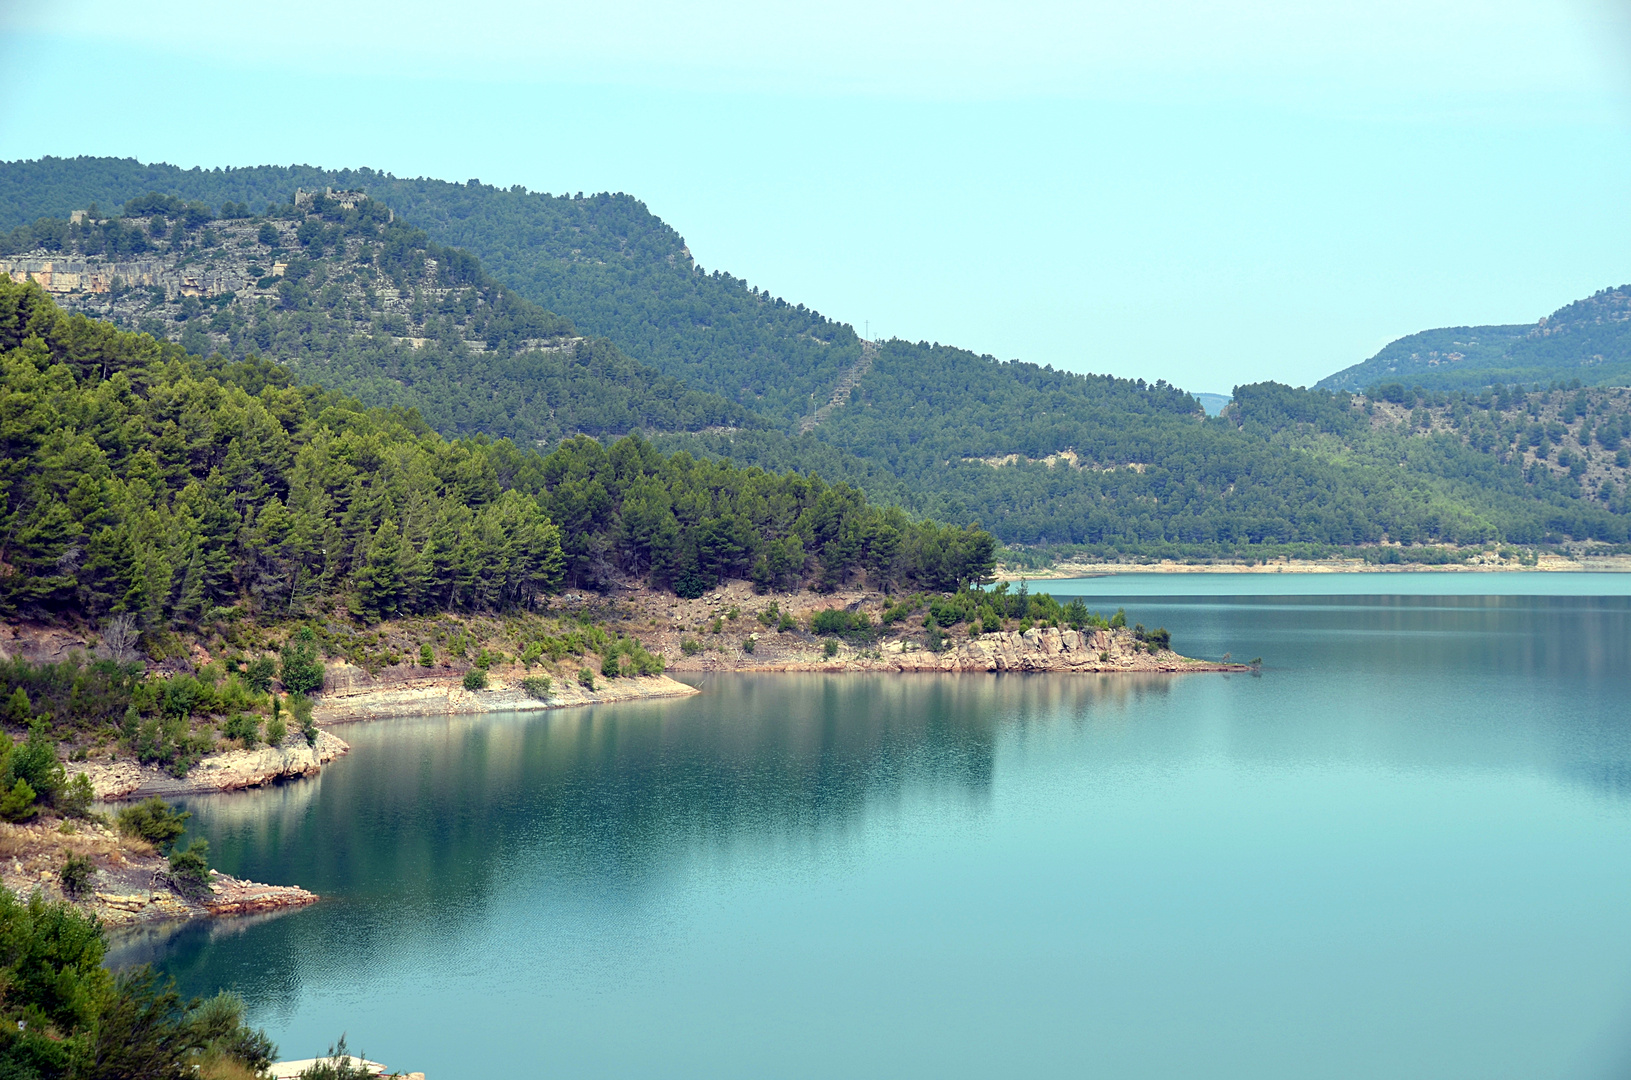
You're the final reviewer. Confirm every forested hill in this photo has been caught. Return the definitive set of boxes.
[0,277,996,632]
[0,157,859,426]
[1317,286,1631,393]
[7,157,1631,557]
[0,185,754,444]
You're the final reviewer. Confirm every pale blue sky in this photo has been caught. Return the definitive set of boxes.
[3,0,1631,393]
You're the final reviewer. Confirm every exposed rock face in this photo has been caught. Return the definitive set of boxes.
[69,730,350,801]
[312,669,700,724]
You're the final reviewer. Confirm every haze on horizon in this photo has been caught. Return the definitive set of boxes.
[3,0,1631,395]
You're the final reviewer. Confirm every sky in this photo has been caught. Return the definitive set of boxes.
[3,0,1631,394]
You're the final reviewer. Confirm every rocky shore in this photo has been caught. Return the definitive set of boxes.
[0,816,315,926]
[566,579,1246,675]
[68,729,351,802]
[726,624,1242,674]
[311,668,699,725]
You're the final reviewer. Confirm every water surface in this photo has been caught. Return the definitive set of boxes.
[149,581,1631,1079]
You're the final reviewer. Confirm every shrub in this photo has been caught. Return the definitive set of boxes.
[420,643,435,667]
[60,853,94,898]
[221,714,259,748]
[0,778,37,822]
[243,656,276,694]
[811,609,871,636]
[280,628,324,695]
[521,675,552,700]
[265,713,288,745]
[823,639,838,658]
[880,599,916,625]
[742,637,756,654]
[289,693,318,747]
[578,668,595,690]
[681,638,701,656]
[462,669,488,691]
[117,798,191,851]
[59,773,93,818]
[11,721,64,806]
[520,642,543,668]
[168,840,211,899]
[600,654,621,679]
[190,991,277,1078]
[778,613,796,632]
[296,1036,374,1080]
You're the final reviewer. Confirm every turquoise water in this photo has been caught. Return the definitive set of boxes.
[145,578,1631,1079]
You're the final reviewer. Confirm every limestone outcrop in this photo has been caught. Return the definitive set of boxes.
[68,730,350,801]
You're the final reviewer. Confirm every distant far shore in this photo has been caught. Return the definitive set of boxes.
[1000,553,1631,580]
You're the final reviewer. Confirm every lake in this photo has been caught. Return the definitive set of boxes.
[141,574,1631,1079]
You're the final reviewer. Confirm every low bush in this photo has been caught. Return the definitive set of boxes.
[117,797,191,851]
[823,639,838,657]
[168,839,211,899]
[221,713,259,748]
[243,655,276,693]
[681,638,701,656]
[521,675,552,700]
[578,668,595,690]
[811,609,872,636]
[462,669,488,691]
[60,853,94,898]
[289,693,318,747]
[742,637,756,654]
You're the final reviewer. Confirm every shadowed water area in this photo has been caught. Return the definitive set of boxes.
[131,576,1631,1078]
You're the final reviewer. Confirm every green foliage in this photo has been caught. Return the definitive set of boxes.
[600,653,621,679]
[188,992,276,1078]
[243,655,275,694]
[59,854,93,899]
[0,278,988,630]
[520,675,551,700]
[296,1035,373,1080]
[57,773,93,819]
[461,669,488,691]
[264,711,287,745]
[578,668,595,690]
[220,713,259,747]
[115,797,191,852]
[0,882,274,1080]
[1133,624,1172,651]
[0,657,142,737]
[167,839,210,899]
[289,693,317,747]
[279,629,324,696]
[680,638,701,655]
[822,638,839,658]
[10,722,63,808]
[0,779,37,822]
[420,643,436,667]
[810,609,872,636]
[742,636,755,654]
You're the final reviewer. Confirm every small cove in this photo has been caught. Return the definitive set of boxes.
[144,575,1631,1079]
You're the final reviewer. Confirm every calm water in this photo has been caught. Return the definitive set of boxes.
[139,575,1631,1079]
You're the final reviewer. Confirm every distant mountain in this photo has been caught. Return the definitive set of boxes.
[0,158,858,426]
[0,187,753,444]
[1318,287,1631,393]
